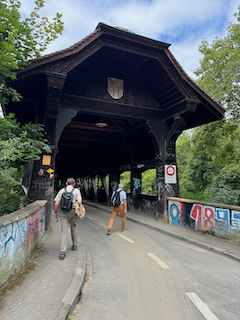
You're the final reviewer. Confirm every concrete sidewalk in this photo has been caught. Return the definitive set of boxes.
[0,202,239,320]
[0,214,86,320]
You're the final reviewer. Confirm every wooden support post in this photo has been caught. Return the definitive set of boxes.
[146,117,186,221]
[92,177,98,202]
[83,178,88,199]
[27,146,57,232]
[102,176,109,198]
[109,173,120,203]
[27,73,66,231]
[130,166,142,212]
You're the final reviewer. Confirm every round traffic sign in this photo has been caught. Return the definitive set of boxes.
[166,165,175,176]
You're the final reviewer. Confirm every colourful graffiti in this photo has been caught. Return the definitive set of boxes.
[133,178,141,189]
[168,200,240,236]
[0,204,46,287]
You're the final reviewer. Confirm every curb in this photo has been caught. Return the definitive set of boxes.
[55,237,87,320]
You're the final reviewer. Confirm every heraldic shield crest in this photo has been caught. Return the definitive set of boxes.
[107,77,124,99]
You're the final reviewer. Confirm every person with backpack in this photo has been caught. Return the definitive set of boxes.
[107,183,127,235]
[54,177,82,260]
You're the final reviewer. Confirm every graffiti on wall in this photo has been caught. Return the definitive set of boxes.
[32,179,53,196]
[142,198,156,215]
[0,206,46,286]
[168,200,240,235]
[133,178,141,189]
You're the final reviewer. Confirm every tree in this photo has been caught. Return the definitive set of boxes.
[142,169,156,194]
[176,119,240,203]
[0,114,51,216]
[0,0,64,105]
[120,171,131,193]
[204,163,240,206]
[193,6,240,119]
[176,6,240,204]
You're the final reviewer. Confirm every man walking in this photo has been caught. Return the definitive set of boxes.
[54,177,82,260]
[107,183,127,235]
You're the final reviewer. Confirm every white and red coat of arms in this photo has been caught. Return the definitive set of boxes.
[107,77,124,100]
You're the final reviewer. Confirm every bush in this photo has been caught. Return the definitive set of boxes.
[0,114,51,216]
[205,163,240,206]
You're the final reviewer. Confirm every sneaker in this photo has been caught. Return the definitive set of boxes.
[107,229,111,235]
[72,245,77,251]
[120,229,127,232]
[60,252,65,260]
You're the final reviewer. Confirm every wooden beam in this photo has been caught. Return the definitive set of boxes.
[158,52,195,99]
[68,121,137,134]
[162,99,198,120]
[60,93,163,121]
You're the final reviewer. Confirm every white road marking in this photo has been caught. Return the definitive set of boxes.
[147,253,170,269]
[87,216,93,220]
[118,234,135,243]
[186,292,219,320]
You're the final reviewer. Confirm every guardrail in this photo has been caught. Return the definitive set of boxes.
[0,201,47,288]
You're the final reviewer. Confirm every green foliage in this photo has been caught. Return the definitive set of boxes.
[193,6,240,119]
[120,171,130,193]
[178,5,240,204]
[142,169,156,194]
[205,163,240,206]
[120,169,157,194]
[176,119,240,205]
[0,114,51,216]
[0,0,64,104]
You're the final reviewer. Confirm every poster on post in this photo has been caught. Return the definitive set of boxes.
[165,165,177,184]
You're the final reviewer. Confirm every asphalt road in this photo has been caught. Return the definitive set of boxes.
[73,206,240,320]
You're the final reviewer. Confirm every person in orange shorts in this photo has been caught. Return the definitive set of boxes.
[107,183,127,235]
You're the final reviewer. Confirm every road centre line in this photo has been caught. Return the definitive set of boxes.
[147,253,170,269]
[118,234,135,243]
[186,292,219,320]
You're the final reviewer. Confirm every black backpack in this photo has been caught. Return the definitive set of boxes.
[111,190,122,207]
[60,187,75,211]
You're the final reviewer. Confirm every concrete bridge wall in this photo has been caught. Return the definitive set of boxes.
[168,197,240,238]
[140,194,240,238]
[0,201,47,288]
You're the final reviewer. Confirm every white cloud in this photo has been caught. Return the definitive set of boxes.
[19,0,239,77]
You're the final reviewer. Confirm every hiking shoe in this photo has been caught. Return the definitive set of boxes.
[60,252,65,260]
[72,245,77,251]
[107,229,111,235]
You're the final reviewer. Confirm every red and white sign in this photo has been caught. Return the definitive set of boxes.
[165,165,177,184]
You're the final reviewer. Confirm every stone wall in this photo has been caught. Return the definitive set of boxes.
[0,201,47,288]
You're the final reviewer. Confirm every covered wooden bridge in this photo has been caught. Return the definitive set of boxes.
[4,23,225,230]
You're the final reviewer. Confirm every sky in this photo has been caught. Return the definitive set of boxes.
[18,0,240,79]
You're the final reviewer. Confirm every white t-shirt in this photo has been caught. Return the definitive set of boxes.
[54,185,82,209]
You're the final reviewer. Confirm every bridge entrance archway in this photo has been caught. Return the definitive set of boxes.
[4,23,224,230]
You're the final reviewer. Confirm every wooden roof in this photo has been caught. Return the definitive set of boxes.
[6,23,225,176]
[15,22,224,125]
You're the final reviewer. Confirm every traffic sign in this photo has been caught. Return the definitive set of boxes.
[165,165,177,183]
